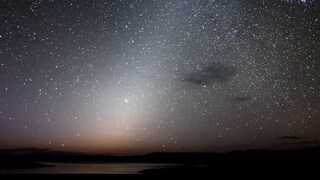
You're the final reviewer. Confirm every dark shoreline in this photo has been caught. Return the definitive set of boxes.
[0,161,53,169]
[1,146,320,175]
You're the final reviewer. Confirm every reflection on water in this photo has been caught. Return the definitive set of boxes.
[0,162,176,174]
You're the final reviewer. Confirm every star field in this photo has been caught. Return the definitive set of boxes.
[0,0,320,154]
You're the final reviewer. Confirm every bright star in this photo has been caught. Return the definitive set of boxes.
[124,98,129,103]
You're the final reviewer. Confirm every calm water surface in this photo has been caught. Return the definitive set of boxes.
[0,162,176,174]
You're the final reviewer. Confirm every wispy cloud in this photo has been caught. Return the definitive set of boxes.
[278,136,304,140]
[183,63,238,85]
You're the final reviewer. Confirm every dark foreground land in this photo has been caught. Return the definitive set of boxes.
[1,147,320,177]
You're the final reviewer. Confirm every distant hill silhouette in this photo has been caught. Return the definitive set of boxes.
[1,146,320,176]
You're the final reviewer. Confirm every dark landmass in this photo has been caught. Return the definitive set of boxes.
[0,146,320,176]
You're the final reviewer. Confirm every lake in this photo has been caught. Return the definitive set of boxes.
[0,162,176,174]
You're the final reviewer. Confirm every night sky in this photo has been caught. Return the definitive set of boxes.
[0,0,320,154]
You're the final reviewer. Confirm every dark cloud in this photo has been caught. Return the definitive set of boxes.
[234,97,251,102]
[183,63,238,85]
[278,136,304,140]
[276,140,320,146]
